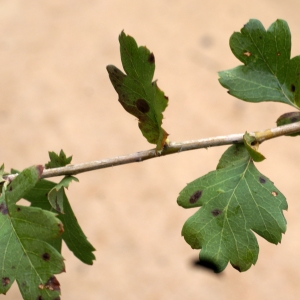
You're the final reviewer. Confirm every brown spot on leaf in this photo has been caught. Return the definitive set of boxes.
[259,177,266,184]
[9,186,12,192]
[148,53,155,64]
[291,116,299,122]
[272,191,278,197]
[36,296,43,300]
[54,297,61,300]
[189,190,202,204]
[211,209,222,217]
[42,253,50,261]
[243,51,251,57]
[277,52,281,56]
[0,203,8,215]
[2,277,10,286]
[17,207,21,212]
[136,99,150,113]
[291,84,296,92]
[38,284,44,290]
[58,223,64,234]
[45,276,60,292]
[36,165,44,177]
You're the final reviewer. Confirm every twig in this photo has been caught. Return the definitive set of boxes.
[39,121,300,179]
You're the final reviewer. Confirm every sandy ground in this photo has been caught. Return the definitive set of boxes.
[1,1,300,299]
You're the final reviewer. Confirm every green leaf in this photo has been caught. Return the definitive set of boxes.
[243,132,266,162]
[177,144,287,272]
[48,176,79,213]
[0,166,64,299]
[0,164,6,184]
[276,111,300,136]
[45,149,72,169]
[107,31,169,151]
[219,19,300,109]
[24,178,96,265]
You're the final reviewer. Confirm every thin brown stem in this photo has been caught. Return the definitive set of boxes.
[39,121,300,179]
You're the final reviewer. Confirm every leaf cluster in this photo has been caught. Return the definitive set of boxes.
[2,17,300,300]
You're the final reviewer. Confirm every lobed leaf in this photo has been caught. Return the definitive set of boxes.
[177,144,287,272]
[24,178,96,265]
[107,31,169,151]
[45,149,72,169]
[219,19,300,109]
[0,166,64,299]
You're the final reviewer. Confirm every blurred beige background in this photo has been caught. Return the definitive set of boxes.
[1,0,300,299]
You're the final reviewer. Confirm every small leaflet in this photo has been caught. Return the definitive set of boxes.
[107,31,169,151]
[45,149,72,169]
[48,176,79,213]
[177,144,287,272]
[243,132,266,162]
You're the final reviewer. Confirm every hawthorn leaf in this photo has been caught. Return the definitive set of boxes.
[0,166,64,299]
[107,31,169,151]
[177,144,287,272]
[243,132,266,162]
[45,149,72,169]
[276,111,300,136]
[48,176,79,213]
[24,178,96,265]
[219,19,300,109]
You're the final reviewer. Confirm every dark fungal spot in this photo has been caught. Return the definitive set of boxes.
[291,117,299,122]
[45,276,60,291]
[17,207,21,212]
[42,253,50,261]
[36,165,44,177]
[54,297,61,300]
[36,296,43,300]
[189,190,202,204]
[136,99,150,113]
[2,277,10,286]
[0,203,8,215]
[9,186,12,192]
[291,84,296,92]
[58,223,64,234]
[250,140,257,146]
[148,53,155,64]
[211,209,222,217]
[259,176,266,184]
